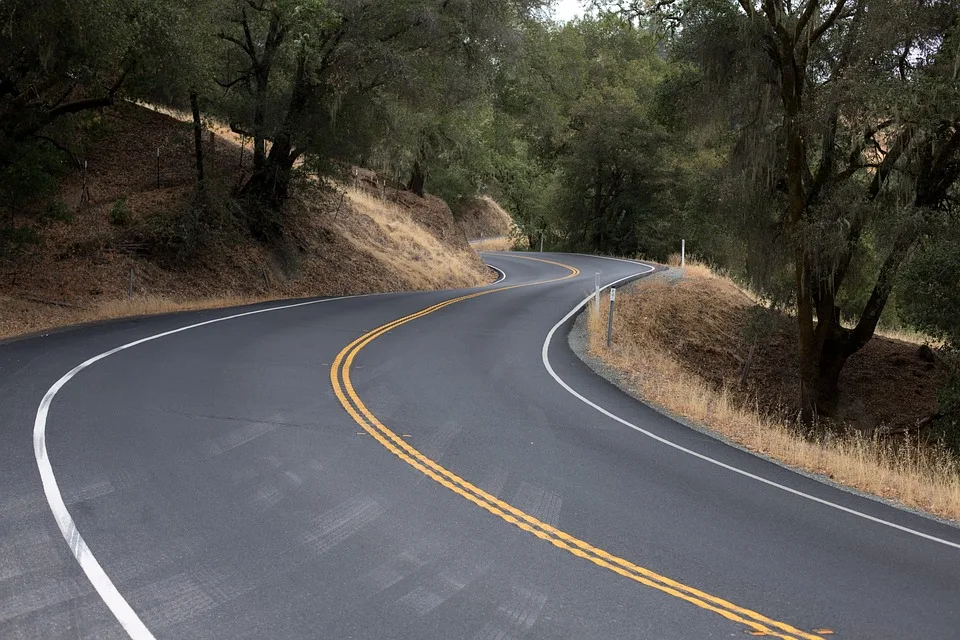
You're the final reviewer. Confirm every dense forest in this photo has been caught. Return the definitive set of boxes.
[2,0,959,437]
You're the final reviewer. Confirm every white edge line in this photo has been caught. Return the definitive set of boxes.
[542,256,960,551]
[33,293,375,639]
[487,264,507,284]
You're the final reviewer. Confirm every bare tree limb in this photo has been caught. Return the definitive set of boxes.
[33,134,82,168]
[215,73,251,91]
[230,122,256,137]
[48,64,129,118]
[218,31,254,56]
[794,0,821,40]
[810,0,849,44]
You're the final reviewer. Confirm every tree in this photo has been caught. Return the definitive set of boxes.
[494,16,682,256]
[615,0,960,422]
[0,0,160,164]
[899,236,960,445]
[213,0,540,229]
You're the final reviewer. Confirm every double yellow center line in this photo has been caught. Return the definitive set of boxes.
[329,256,827,640]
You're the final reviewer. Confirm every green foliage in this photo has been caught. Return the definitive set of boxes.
[0,225,42,261]
[898,238,960,446]
[109,198,132,226]
[43,200,74,224]
[899,243,960,345]
[0,144,63,212]
[490,16,687,257]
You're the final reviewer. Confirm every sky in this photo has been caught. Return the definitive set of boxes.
[551,0,586,22]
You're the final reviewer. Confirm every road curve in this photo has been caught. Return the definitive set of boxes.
[1,252,959,639]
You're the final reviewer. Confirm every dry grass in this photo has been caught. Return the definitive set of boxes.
[456,195,517,239]
[666,253,718,278]
[1,179,492,339]
[95,295,259,320]
[585,285,960,522]
[470,236,515,252]
[875,325,940,347]
[666,255,939,348]
[341,187,491,290]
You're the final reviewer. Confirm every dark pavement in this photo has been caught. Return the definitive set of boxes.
[1,252,959,639]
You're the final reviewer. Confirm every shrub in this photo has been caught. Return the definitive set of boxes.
[0,225,42,260]
[43,199,74,223]
[109,197,132,226]
[0,144,61,212]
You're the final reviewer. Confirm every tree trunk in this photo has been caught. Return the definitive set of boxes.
[408,160,425,197]
[241,136,298,204]
[799,305,852,423]
[801,341,850,421]
[239,50,309,234]
[189,90,205,188]
[592,162,605,250]
[252,70,268,171]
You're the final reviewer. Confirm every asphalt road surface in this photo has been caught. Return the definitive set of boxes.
[2,252,959,639]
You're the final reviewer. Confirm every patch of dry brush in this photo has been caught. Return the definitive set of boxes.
[470,236,515,252]
[586,269,960,522]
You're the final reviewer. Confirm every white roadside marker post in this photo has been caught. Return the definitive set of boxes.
[594,273,600,314]
[606,287,616,348]
[681,239,686,268]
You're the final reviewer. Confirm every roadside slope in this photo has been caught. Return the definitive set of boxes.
[572,265,960,521]
[0,103,491,339]
[456,196,516,239]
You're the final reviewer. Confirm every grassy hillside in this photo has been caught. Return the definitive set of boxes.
[455,196,516,239]
[0,104,491,339]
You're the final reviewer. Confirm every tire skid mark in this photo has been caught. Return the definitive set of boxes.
[130,574,215,630]
[395,555,491,616]
[478,466,509,497]
[513,482,562,527]
[301,495,384,557]
[63,478,115,506]
[0,576,88,623]
[204,421,277,457]
[473,584,547,639]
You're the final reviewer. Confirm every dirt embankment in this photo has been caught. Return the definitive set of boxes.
[0,104,492,339]
[455,196,516,240]
[619,267,945,433]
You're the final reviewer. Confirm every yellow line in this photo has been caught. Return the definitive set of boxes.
[329,255,826,640]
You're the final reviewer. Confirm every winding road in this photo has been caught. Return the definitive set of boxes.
[2,252,959,639]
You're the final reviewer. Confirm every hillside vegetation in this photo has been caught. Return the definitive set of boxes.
[583,267,960,521]
[456,197,517,239]
[0,104,491,339]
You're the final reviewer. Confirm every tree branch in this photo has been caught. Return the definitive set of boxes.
[215,73,252,91]
[869,123,914,199]
[810,0,849,44]
[794,0,821,40]
[850,221,921,350]
[230,122,256,138]
[242,8,258,58]
[218,31,254,57]
[33,134,82,168]
[47,65,129,119]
